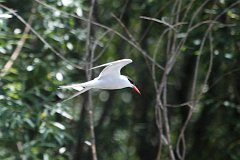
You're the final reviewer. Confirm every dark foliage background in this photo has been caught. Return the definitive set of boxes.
[1,0,240,160]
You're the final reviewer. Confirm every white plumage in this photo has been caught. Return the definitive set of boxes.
[59,59,140,101]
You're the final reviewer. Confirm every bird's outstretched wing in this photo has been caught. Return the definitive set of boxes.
[90,59,132,77]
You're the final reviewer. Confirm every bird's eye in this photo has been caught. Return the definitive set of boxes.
[127,77,134,84]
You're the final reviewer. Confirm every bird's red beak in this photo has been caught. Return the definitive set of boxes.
[132,86,141,95]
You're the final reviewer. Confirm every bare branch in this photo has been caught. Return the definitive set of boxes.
[85,0,97,160]
[140,16,177,32]
[176,105,193,160]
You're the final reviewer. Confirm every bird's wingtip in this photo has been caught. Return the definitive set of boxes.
[123,58,133,63]
[88,58,133,70]
[122,58,132,61]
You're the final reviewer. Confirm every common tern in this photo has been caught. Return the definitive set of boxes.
[59,59,141,101]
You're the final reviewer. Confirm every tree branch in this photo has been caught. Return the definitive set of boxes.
[0,4,36,78]
[85,0,97,160]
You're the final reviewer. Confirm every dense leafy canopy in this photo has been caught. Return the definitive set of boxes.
[1,0,240,160]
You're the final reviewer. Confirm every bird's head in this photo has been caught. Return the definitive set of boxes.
[126,76,141,95]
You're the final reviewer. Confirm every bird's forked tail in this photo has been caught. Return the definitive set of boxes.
[59,84,91,102]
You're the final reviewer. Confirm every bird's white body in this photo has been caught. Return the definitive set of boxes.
[94,75,130,89]
[59,59,140,101]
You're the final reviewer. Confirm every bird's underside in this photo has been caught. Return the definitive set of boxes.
[59,59,140,102]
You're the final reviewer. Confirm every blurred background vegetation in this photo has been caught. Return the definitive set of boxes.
[1,0,240,160]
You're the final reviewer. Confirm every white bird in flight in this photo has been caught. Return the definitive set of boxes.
[59,59,141,101]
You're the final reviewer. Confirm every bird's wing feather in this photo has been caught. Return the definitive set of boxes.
[91,59,132,77]
[89,59,132,70]
[89,62,113,70]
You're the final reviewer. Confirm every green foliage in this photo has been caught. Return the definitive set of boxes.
[1,0,240,160]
